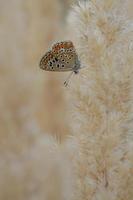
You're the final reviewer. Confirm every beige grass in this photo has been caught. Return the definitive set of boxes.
[66,0,133,199]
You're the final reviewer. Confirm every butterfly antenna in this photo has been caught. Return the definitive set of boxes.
[64,71,74,87]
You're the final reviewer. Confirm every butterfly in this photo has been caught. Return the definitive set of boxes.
[39,41,81,86]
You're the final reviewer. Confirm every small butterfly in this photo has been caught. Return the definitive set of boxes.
[39,41,81,86]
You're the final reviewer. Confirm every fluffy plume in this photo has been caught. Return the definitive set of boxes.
[66,0,133,199]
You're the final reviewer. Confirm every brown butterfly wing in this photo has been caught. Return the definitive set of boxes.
[39,41,79,72]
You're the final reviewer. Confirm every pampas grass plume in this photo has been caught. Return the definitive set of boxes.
[66,0,133,199]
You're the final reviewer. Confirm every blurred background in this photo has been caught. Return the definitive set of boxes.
[0,0,78,144]
[0,0,79,199]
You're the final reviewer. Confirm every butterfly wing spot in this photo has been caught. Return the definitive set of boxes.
[59,48,65,53]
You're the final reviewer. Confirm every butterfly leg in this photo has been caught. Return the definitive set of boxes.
[74,70,79,74]
[64,71,74,87]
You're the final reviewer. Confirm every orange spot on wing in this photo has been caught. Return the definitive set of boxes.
[52,41,74,52]
[55,45,60,51]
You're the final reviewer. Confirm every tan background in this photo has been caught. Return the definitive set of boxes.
[0,1,76,199]
[0,0,77,143]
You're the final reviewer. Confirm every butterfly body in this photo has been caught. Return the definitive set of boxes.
[39,41,80,73]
